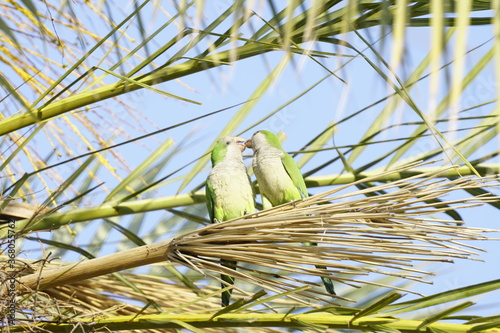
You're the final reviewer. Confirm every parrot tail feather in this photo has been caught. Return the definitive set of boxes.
[318,268,336,296]
[303,241,336,296]
[221,259,237,307]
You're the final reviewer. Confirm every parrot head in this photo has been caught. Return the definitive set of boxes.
[245,130,283,151]
[211,136,246,166]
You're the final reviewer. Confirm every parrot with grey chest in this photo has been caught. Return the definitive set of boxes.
[206,136,255,306]
[246,130,336,296]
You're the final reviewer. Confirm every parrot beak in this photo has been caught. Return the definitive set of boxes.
[245,138,253,149]
[235,137,246,152]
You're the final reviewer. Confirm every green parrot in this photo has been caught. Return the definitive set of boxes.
[206,136,255,306]
[246,130,336,296]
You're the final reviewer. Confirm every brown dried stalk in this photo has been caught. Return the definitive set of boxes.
[167,163,499,301]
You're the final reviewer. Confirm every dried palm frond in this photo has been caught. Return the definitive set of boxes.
[0,257,295,332]
[167,162,499,302]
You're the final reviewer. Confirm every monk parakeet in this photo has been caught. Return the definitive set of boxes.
[206,136,255,306]
[246,130,336,296]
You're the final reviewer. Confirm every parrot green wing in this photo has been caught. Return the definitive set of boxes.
[281,152,335,295]
[205,178,216,223]
[281,152,309,199]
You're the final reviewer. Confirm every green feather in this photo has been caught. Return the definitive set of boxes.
[210,138,228,166]
[281,153,309,199]
[259,130,283,150]
[205,178,215,222]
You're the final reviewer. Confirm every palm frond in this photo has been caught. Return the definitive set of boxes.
[8,280,500,333]
[0,257,292,332]
[168,161,498,301]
